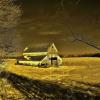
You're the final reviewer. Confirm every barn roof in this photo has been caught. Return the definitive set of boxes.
[47,43,58,54]
[23,46,48,53]
[23,43,57,53]
[23,43,58,57]
[18,55,45,61]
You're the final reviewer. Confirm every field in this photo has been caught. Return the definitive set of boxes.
[0,57,100,99]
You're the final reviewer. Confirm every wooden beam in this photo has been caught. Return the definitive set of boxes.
[23,52,47,56]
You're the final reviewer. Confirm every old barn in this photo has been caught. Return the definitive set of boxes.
[17,43,62,67]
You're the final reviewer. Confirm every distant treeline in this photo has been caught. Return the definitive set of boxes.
[0,53,100,60]
[60,53,100,58]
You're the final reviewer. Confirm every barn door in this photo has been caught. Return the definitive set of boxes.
[51,57,58,66]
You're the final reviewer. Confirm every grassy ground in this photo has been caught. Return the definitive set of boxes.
[0,57,100,99]
[6,58,100,83]
[0,79,25,100]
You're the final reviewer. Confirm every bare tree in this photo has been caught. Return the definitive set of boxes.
[0,32,22,57]
[75,0,81,5]
[0,0,21,31]
[0,0,22,57]
[0,1,22,99]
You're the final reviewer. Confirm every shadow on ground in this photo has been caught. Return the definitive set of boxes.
[0,71,100,100]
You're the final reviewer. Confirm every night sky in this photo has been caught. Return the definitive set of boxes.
[16,0,100,55]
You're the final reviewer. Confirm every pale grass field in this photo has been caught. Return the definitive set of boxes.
[0,57,100,99]
[5,57,100,83]
[0,79,25,100]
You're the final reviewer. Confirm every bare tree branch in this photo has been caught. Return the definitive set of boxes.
[0,0,22,31]
[72,33,100,51]
[0,0,22,57]
[75,0,81,5]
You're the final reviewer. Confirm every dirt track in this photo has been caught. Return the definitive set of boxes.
[0,71,100,100]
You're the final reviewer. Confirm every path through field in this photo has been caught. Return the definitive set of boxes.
[0,71,100,100]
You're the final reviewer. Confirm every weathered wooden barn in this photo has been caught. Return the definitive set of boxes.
[17,43,62,67]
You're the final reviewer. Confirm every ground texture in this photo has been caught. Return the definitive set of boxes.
[0,57,100,100]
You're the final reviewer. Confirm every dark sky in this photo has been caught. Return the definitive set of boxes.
[16,0,100,55]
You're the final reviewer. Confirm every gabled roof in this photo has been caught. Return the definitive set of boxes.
[47,43,58,54]
[23,52,47,56]
[23,46,48,53]
[18,55,45,61]
[23,43,58,54]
